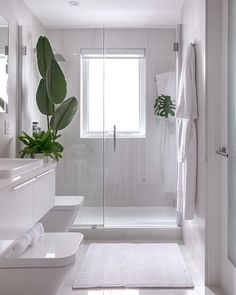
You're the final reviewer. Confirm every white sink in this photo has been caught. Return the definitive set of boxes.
[0,158,43,178]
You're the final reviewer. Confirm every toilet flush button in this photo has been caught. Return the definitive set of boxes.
[4,120,11,135]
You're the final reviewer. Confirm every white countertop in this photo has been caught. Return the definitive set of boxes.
[0,162,56,193]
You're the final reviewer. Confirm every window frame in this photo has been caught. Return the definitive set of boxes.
[80,49,146,138]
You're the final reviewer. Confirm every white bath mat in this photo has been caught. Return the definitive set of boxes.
[73,243,193,289]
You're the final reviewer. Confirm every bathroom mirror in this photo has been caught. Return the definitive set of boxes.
[0,15,9,113]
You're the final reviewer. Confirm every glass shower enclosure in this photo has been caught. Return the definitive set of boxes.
[47,27,178,228]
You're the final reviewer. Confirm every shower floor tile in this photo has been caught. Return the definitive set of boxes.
[74,206,177,227]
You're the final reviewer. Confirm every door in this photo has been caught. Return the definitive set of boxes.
[218,0,236,292]
[103,28,178,226]
[46,28,106,228]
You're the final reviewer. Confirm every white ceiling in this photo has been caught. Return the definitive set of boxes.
[23,0,184,28]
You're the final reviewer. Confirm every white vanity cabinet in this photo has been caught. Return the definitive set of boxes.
[32,168,55,223]
[0,178,34,238]
[0,165,55,241]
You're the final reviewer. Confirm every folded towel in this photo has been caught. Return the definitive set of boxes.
[14,233,32,254]
[36,223,45,237]
[3,223,45,258]
[4,233,32,258]
[28,223,45,245]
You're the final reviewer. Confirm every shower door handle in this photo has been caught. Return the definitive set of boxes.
[113,125,116,152]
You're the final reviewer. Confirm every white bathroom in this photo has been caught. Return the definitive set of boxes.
[0,0,234,294]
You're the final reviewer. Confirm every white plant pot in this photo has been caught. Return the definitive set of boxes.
[33,153,54,164]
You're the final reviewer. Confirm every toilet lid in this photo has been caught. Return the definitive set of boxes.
[52,196,84,211]
[0,233,83,268]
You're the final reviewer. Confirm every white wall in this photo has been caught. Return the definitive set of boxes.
[0,0,45,157]
[47,28,177,208]
[180,0,206,281]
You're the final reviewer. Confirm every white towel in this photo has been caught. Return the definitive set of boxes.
[3,224,45,259]
[176,44,197,220]
[28,223,44,245]
[37,223,45,236]
[4,233,32,258]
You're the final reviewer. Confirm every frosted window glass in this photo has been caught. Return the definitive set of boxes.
[104,59,140,132]
[88,59,104,132]
[82,54,145,137]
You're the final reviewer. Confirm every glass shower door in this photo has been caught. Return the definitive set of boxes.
[103,48,146,226]
[103,28,178,227]
[50,28,105,227]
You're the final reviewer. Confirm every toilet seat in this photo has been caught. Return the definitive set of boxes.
[0,232,83,268]
[52,196,84,211]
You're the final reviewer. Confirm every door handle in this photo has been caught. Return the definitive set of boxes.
[37,169,54,179]
[216,147,228,158]
[13,178,36,190]
[113,125,116,152]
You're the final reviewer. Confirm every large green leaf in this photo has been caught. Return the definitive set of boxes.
[46,58,67,104]
[36,79,54,115]
[0,97,7,113]
[154,95,175,118]
[36,36,54,79]
[50,97,78,131]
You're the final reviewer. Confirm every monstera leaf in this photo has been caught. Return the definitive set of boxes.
[154,94,175,118]
[50,97,78,131]
[36,79,54,115]
[46,58,67,104]
[36,36,54,79]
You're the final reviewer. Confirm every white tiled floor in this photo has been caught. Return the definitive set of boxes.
[59,241,223,295]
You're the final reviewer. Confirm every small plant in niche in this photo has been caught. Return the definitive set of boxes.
[19,36,78,161]
[154,94,175,118]
[19,129,63,161]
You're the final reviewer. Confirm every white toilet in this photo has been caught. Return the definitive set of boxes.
[0,232,83,295]
[40,196,84,232]
[0,161,84,295]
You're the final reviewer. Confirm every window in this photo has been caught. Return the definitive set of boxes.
[80,49,146,138]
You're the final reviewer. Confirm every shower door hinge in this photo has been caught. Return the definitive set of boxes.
[173,42,179,52]
[4,46,8,56]
[91,225,97,229]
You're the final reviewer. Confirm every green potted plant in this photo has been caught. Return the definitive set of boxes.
[19,36,78,162]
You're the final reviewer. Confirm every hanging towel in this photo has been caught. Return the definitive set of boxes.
[156,71,177,195]
[176,44,197,220]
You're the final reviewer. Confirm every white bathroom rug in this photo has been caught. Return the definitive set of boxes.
[73,243,193,289]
